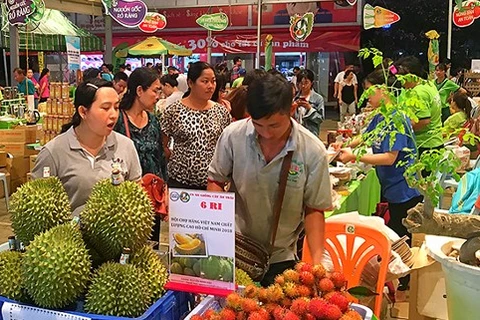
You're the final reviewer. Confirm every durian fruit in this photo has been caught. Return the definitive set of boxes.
[84,262,150,317]
[235,268,254,286]
[81,180,154,261]
[22,223,92,308]
[0,251,26,301]
[130,245,168,303]
[10,177,71,245]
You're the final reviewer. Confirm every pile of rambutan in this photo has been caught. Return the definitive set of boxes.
[190,262,364,320]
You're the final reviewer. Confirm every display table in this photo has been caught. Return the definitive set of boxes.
[326,169,381,218]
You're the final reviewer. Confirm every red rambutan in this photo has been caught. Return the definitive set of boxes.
[283,269,300,283]
[219,308,237,320]
[304,314,315,320]
[226,293,243,310]
[241,298,259,313]
[323,304,343,320]
[236,311,248,320]
[283,282,300,299]
[272,306,286,320]
[247,311,265,320]
[244,284,258,298]
[312,264,327,279]
[307,297,329,318]
[327,292,350,313]
[275,275,286,286]
[190,315,204,320]
[281,297,293,308]
[318,278,335,293]
[300,271,316,286]
[284,310,301,320]
[295,261,313,273]
[290,298,309,316]
[266,284,285,303]
[296,284,312,297]
[341,310,363,320]
[330,271,347,289]
[257,288,269,303]
[263,303,278,314]
[256,308,270,320]
[204,309,216,319]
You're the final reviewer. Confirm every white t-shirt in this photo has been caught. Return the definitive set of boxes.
[176,74,188,93]
[334,71,358,85]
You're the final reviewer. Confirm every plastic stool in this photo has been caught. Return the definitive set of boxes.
[0,173,9,211]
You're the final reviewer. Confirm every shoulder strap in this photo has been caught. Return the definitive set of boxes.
[122,110,131,139]
[269,151,294,253]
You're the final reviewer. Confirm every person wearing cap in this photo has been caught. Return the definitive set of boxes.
[231,68,246,88]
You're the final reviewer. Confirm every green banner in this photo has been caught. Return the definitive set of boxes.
[196,13,229,31]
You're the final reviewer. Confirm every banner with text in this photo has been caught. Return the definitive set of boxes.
[65,36,80,71]
[167,189,235,296]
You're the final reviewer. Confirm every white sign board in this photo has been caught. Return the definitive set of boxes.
[472,59,480,73]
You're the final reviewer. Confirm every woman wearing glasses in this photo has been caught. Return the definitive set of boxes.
[293,69,324,137]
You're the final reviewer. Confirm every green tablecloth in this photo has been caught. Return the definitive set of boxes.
[325,169,381,218]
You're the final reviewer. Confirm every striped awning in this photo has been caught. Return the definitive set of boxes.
[1,7,103,52]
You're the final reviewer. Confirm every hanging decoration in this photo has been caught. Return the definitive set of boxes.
[139,12,167,33]
[5,0,45,27]
[101,0,147,28]
[425,30,440,80]
[363,4,400,30]
[452,0,480,28]
[289,12,314,42]
[264,34,274,71]
[334,0,357,7]
[196,12,229,31]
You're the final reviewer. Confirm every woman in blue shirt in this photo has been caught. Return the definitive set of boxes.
[335,70,422,292]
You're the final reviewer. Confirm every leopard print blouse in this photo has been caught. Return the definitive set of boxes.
[161,100,231,188]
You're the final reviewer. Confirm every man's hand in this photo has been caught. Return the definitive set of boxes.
[337,149,356,164]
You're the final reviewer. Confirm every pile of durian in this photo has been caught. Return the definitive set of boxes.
[0,177,169,317]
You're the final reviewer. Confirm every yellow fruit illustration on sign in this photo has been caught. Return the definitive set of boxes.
[174,234,206,255]
[174,233,194,245]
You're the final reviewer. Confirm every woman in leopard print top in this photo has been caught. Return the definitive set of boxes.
[161,62,231,190]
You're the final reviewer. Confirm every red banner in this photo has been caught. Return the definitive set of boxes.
[111,27,360,53]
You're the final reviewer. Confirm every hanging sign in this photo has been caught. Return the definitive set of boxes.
[65,36,81,71]
[289,12,314,42]
[363,4,401,30]
[5,0,44,26]
[453,0,480,27]
[139,12,167,33]
[166,189,235,296]
[38,52,45,71]
[101,0,147,28]
[346,0,358,5]
[196,12,229,31]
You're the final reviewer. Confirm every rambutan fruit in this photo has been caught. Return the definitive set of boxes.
[322,291,336,301]
[266,284,285,303]
[257,288,269,303]
[226,293,243,310]
[312,264,327,279]
[244,284,258,298]
[296,284,313,297]
[256,308,270,320]
[236,311,248,320]
[272,306,286,320]
[241,298,259,313]
[330,271,347,289]
[283,269,300,283]
[342,310,363,320]
[219,308,237,320]
[247,311,265,320]
[263,303,278,314]
[281,297,293,308]
[341,291,358,303]
[275,275,286,286]
[290,298,309,316]
[307,297,328,318]
[295,261,313,273]
[283,282,300,299]
[284,310,301,320]
[318,278,335,293]
[304,314,315,320]
[323,304,343,320]
[190,315,204,320]
[327,292,350,313]
[204,309,216,319]
[300,271,316,286]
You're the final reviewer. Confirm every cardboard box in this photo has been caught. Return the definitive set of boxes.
[7,156,30,181]
[0,126,37,144]
[0,172,11,198]
[0,143,38,157]
[0,151,6,168]
[29,155,37,171]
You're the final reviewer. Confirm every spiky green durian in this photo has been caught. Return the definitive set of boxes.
[81,179,154,261]
[0,251,26,301]
[235,268,254,286]
[84,262,150,317]
[10,177,71,246]
[130,245,168,303]
[22,223,91,308]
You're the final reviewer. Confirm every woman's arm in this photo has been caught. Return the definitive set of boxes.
[338,83,344,104]
[161,133,172,161]
[354,84,358,103]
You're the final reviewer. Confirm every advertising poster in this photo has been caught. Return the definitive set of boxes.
[166,189,235,296]
[65,36,81,71]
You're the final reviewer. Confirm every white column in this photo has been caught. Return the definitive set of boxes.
[255,0,262,69]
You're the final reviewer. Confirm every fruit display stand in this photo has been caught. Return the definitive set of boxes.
[0,242,193,320]
[425,235,480,320]
[184,295,374,320]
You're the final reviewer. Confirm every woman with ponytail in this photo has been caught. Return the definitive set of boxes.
[31,78,142,216]
[161,61,231,190]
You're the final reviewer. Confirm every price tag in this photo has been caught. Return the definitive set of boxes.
[2,302,91,320]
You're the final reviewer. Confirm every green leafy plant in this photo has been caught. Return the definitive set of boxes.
[351,48,480,215]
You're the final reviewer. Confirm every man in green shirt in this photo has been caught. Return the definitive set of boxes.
[14,68,36,96]
[396,57,444,155]
[434,63,465,123]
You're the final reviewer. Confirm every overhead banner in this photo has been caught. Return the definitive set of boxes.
[196,13,229,31]
[65,36,81,71]
[167,189,235,296]
[139,12,167,33]
[452,0,480,27]
[101,0,147,28]
[5,0,45,26]
[363,4,401,30]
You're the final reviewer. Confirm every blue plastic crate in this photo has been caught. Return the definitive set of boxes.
[0,291,193,320]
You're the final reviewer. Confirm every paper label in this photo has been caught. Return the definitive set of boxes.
[2,302,90,320]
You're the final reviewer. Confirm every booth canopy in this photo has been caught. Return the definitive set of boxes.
[127,36,193,56]
[0,7,103,52]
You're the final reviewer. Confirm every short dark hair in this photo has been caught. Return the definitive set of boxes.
[344,70,354,79]
[119,64,127,69]
[114,71,128,82]
[435,63,448,72]
[83,68,101,81]
[395,56,427,79]
[293,66,301,71]
[13,68,25,76]
[247,74,293,120]
[233,56,241,64]
[160,74,179,87]
[146,62,153,67]
[167,66,178,72]
[243,69,267,86]
[297,69,315,84]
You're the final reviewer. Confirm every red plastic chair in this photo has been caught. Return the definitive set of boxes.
[302,222,391,318]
